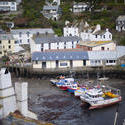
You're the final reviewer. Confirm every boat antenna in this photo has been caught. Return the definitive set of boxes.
[113,103,119,125]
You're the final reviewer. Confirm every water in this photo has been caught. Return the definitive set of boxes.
[12,77,125,125]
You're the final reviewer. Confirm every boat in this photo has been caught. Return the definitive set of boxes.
[74,87,86,97]
[67,82,79,93]
[80,87,122,109]
[50,79,59,85]
[50,75,65,85]
[56,78,75,90]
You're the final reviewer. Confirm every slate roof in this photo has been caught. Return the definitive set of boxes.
[78,40,113,47]
[34,36,81,44]
[32,46,125,61]
[0,34,14,40]
[11,28,54,34]
[88,46,125,60]
[43,5,59,10]
[32,51,88,61]
[116,15,125,21]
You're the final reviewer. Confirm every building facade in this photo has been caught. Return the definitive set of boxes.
[42,5,62,21]
[11,28,54,52]
[77,41,116,51]
[0,34,16,57]
[116,15,125,32]
[31,36,81,53]
[73,2,89,13]
[31,46,125,69]
[63,26,79,37]
[80,28,112,42]
[0,1,17,11]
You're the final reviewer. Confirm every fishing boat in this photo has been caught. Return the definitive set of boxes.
[50,79,59,85]
[74,87,86,97]
[80,87,122,109]
[56,78,74,90]
[50,75,65,85]
[67,82,79,93]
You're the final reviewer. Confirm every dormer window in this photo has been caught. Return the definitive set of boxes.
[27,32,30,37]
[19,32,22,37]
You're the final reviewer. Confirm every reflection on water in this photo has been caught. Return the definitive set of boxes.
[12,77,125,125]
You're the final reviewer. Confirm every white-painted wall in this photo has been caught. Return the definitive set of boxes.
[46,61,56,68]
[92,42,116,51]
[73,60,83,67]
[80,29,112,42]
[63,26,79,37]
[73,3,88,13]
[0,1,17,11]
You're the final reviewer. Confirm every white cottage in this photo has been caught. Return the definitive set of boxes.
[73,2,89,13]
[31,36,81,53]
[63,26,79,37]
[116,15,125,32]
[11,28,54,52]
[0,0,17,11]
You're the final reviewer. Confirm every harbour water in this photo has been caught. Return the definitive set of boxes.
[12,77,125,125]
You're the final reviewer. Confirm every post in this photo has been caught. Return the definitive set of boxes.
[114,103,119,125]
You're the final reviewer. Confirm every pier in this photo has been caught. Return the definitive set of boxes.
[4,64,125,79]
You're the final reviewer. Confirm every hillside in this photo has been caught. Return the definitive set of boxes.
[0,0,125,44]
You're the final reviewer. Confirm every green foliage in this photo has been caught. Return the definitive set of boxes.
[119,37,125,45]
[54,28,62,36]
[2,56,10,63]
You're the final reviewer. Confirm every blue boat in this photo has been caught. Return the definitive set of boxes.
[67,82,79,93]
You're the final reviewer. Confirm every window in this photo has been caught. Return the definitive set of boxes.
[49,43,51,49]
[3,45,5,48]
[64,42,66,49]
[0,51,2,54]
[35,61,38,64]
[103,35,105,38]
[27,39,30,43]
[60,62,67,66]
[95,35,98,38]
[8,40,11,44]
[8,45,11,49]
[19,32,22,37]
[20,40,22,43]
[27,32,30,37]
[0,41,1,44]
[101,47,104,50]
[15,41,18,44]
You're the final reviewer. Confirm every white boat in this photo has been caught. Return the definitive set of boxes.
[80,87,121,109]
[74,87,86,97]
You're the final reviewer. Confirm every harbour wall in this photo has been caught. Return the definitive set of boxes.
[4,65,125,79]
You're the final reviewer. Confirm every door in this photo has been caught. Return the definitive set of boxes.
[42,62,46,68]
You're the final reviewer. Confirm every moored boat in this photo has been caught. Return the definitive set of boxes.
[80,87,121,109]
[74,87,86,97]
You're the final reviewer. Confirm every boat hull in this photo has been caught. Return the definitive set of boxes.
[67,88,77,93]
[59,86,68,90]
[81,96,122,110]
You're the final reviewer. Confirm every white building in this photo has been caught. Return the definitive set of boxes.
[63,26,79,37]
[73,2,89,13]
[80,25,112,42]
[32,46,125,69]
[11,28,55,52]
[116,15,125,32]
[63,23,112,42]
[0,1,17,11]
[42,5,62,21]
[53,0,60,6]
[31,36,81,53]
